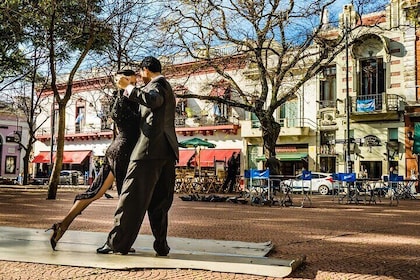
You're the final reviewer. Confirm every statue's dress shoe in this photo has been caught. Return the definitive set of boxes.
[96,243,114,254]
[96,243,134,255]
[153,240,170,256]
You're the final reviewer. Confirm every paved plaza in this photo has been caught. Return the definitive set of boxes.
[0,186,419,280]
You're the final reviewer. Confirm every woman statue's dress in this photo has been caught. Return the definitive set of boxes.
[75,91,139,200]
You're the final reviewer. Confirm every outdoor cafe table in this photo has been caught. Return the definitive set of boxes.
[175,174,224,194]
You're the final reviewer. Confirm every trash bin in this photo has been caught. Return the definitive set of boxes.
[71,172,78,185]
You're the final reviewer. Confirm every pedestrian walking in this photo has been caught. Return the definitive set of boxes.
[222,152,239,193]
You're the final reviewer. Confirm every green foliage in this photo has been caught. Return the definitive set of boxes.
[0,0,30,81]
[0,0,113,81]
[405,3,420,26]
[29,0,113,53]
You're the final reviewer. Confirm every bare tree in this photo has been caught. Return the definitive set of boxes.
[87,0,164,71]
[6,52,51,185]
[160,0,385,157]
[81,0,166,130]
[5,86,50,186]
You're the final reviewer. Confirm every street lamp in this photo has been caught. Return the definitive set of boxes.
[50,102,56,169]
[345,16,352,174]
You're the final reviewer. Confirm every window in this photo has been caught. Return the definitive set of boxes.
[319,157,336,173]
[320,131,336,155]
[5,156,16,174]
[173,85,188,126]
[209,82,231,124]
[175,99,187,126]
[75,105,85,133]
[388,128,398,141]
[319,65,336,108]
[214,101,230,124]
[356,58,385,112]
[99,97,112,130]
[387,128,399,161]
[360,58,385,95]
[250,112,260,128]
[176,99,186,116]
[278,101,298,127]
[360,161,382,180]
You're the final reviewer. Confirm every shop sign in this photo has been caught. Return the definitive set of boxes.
[363,135,381,146]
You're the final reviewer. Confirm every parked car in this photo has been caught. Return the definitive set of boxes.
[59,170,84,185]
[283,172,337,195]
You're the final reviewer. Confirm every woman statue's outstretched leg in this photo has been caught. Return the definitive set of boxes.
[47,165,115,250]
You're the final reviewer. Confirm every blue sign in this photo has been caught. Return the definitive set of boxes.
[389,174,403,182]
[244,169,270,179]
[302,170,312,180]
[336,172,356,182]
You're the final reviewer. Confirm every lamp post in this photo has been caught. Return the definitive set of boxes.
[50,102,56,171]
[345,16,352,174]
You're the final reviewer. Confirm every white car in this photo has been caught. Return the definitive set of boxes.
[59,170,85,185]
[283,172,337,195]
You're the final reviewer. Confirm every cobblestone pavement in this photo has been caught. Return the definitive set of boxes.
[0,186,419,280]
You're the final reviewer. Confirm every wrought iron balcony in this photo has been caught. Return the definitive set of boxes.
[349,93,405,121]
[318,100,337,109]
[175,115,240,136]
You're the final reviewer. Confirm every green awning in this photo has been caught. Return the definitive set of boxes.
[276,152,308,161]
[413,122,420,154]
[255,155,267,161]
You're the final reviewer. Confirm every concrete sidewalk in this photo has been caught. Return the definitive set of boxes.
[0,186,419,279]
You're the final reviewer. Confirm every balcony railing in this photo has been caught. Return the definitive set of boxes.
[350,93,404,113]
[318,100,337,109]
[175,115,239,128]
[36,123,111,136]
[279,118,317,130]
[245,117,317,130]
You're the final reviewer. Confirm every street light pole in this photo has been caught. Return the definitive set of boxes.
[50,103,55,171]
[345,16,352,174]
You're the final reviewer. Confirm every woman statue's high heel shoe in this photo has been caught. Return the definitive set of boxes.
[46,223,65,250]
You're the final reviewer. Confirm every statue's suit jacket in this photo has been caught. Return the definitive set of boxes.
[126,76,179,162]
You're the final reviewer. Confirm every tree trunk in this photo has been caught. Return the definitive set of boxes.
[260,115,281,158]
[46,103,66,199]
[22,144,32,185]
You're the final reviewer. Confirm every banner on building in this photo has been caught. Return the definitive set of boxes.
[356,99,375,112]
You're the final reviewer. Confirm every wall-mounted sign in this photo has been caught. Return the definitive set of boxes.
[6,132,21,143]
[363,135,381,146]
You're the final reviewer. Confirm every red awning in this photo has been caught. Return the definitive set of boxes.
[198,149,240,167]
[176,149,196,167]
[32,151,91,164]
